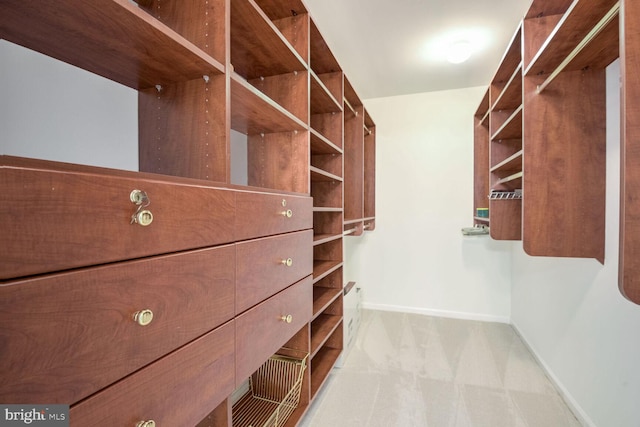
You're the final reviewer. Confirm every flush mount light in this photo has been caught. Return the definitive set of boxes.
[447,41,473,64]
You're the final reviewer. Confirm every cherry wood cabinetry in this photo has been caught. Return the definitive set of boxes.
[344,78,377,236]
[488,26,523,241]
[473,90,490,227]
[474,0,618,264]
[620,0,640,304]
[1,0,377,424]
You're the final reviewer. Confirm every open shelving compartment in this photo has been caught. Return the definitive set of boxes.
[343,77,366,236]
[488,25,523,241]
[229,0,311,194]
[521,0,619,263]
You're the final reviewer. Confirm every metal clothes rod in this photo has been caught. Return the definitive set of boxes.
[537,2,620,94]
[343,98,357,116]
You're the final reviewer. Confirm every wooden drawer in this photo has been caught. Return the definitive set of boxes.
[0,163,235,279]
[236,229,313,313]
[0,245,235,404]
[235,191,313,241]
[70,321,235,427]
[235,276,312,385]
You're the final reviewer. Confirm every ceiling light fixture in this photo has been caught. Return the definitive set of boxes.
[447,41,473,64]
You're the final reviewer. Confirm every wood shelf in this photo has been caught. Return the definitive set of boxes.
[311,314,342,355]
[310,334,342,398]
[313,207,342,213]
[230,73,307,134]
[0,0,225,90]
[525,0,619,76]
[312,287,342,317]
[313,233,342,246]
[230,0,307,80]
[492,64,523,111]
[310,19,342,74]
[491,150,523,174]
[310,166,342,183]
[310,71,343,114]
[313,260,343,283]
[491,106,523,141]
[310,129,342,155]
[493,171,523,190]
[490,26,522,103]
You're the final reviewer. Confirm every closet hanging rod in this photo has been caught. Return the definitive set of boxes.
[536,1,619,94]
[344,98,357,116]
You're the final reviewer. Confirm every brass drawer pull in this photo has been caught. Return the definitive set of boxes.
[133,309,154,326]
[281,209,293,218]
[281,258,293,267]
[281,314,293,324]
[136,421,156,427]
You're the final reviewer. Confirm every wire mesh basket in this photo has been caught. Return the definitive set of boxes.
[232,348,309,427]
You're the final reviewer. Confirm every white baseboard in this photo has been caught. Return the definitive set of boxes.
[361,302,511,324]
[511,320,596,427]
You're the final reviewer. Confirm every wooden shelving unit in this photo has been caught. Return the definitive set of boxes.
[522,0,617,263]
[620,0,640,304]
[474,0,620,264]
[473,89,490,226]
[487,25,523,241]
[1,0,377,425]
[343,77,376,235]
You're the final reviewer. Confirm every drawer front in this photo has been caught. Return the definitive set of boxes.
[0,166,235,279]
[235,277,312,385]
[70,321,235,427]
[236,230,313,313]
[0,245,235,404]
[235,191,312,241]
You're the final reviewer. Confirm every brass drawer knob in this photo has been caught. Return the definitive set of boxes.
[281,209,293,218]
[281,314,293,324]
[134,309,154,326]
[281,258,293,267]
[136,421,156,427]
[134,209,154,226]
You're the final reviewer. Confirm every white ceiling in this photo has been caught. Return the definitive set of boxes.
[304,0,533,100]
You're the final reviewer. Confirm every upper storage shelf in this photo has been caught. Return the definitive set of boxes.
[524,0,619,78]
[230,0,307,79]
[230,72,307,135]
[0,0,225,90]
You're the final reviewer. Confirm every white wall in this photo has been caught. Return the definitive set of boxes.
[0,41,138,170]
[346,87,513,322]
[511,60,640,427]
